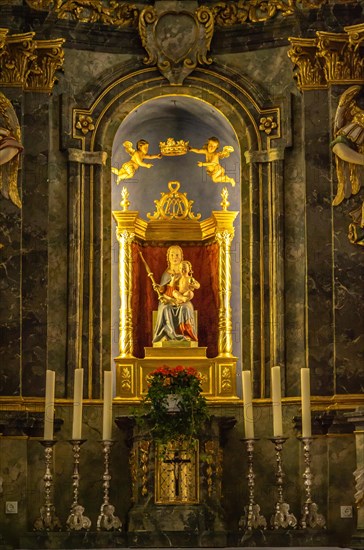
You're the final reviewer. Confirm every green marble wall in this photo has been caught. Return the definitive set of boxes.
[0,1,363,547]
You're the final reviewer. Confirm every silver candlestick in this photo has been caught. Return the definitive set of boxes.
[269,437,297,529]
[66,439,91,531]
[97,440,122,531]
[298,437,326,529]
[33,440,62,531]
[239,438,267,531]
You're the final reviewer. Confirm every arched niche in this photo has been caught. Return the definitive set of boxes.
[110,96,241,363]
[66,62,289,400]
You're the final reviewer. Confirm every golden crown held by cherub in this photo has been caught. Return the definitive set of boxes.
[159,137,189,156]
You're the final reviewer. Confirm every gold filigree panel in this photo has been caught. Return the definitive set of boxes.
[155,440,199,504]
[24,0,327,28]
[25,0,139,26]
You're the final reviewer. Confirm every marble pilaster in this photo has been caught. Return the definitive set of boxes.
[21,92,51,396]
[66,148,108,398]
[302,89,334,396]
[244,148,286,397]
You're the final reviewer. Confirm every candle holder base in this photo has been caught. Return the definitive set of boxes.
[269,437,297,530]
[239,503,267,531]
[300,502,326,529]
[96,440,122,532]
[270,502,297,530]
[33,440,62,532]
[66,504,92,531]
[97,504,122,531]
[298,437,326,529]
[238,438,267,532]
[66,440,91,531]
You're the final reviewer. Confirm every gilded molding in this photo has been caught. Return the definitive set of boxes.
[288,24,364,89]
[25,0,139,27]
[0,31,65,91]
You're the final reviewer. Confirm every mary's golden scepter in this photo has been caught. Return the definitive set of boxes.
[138,251,164,300]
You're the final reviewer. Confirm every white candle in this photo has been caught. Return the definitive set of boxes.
[242,370,254,439]
[72,368,84,440]
[301,368,311,438]
[44,370,55,440]
[102,371,113,440]
[271,366,283,437]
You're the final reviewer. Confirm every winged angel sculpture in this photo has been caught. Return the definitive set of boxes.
[111,139,161,183]
[331,86,364,245]
[0,92,23,209]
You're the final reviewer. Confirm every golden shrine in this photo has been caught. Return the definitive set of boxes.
[112,181,239,403]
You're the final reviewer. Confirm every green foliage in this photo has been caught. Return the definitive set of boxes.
[135,365,209,446]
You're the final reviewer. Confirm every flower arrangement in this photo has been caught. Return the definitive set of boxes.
[137,365,209,445]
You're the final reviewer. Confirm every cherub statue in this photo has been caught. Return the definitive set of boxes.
[112,139,161,183]
[0,92,23,209]
[189,136,236,186]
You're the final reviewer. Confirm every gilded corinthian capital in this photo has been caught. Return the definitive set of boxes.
[288,24,364,89]
[26,39,65,92]
[0,31,65,91]
[287,37,326,91]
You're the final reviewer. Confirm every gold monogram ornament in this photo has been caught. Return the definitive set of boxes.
[147,181,201,221]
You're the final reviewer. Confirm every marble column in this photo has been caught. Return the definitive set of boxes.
[301,89,333,395]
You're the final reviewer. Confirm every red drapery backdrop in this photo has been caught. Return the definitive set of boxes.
[131,243,219,358]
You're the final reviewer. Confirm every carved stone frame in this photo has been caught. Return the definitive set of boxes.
[64,61,290,399]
